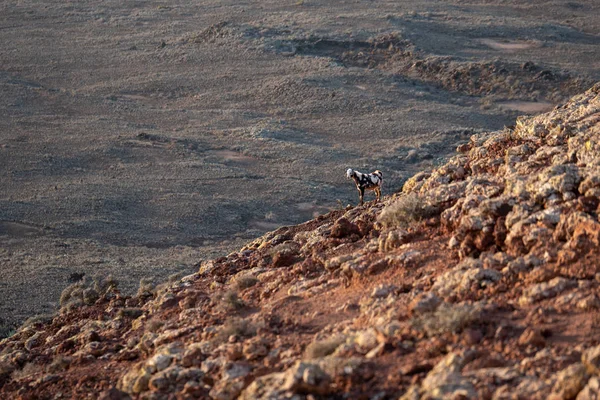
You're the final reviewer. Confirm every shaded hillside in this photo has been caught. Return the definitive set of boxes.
[2,84,600,399]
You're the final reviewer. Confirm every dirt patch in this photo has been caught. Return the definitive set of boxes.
[0,221,44,238]
[481,39,540,52]
[496,101,554,113]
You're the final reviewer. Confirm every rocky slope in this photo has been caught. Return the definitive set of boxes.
[2,84,600,399]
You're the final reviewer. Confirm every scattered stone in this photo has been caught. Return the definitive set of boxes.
[418,353,477,399]
[409,293,442,315]
[98,387,131,400]
[378,230,410,252]
[518,328,546,348]
[432,259,501,297]
[548,363,589,400]
[582,345,600,375]
[371,284,396,299]
[576,376,600,400]
[519,277,577,305]
[330,218,360,239]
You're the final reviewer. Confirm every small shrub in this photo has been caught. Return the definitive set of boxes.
[304,336,346,360]
[82,287,99,305]
[221,290,245,311]
[21,314,55,330]
[10,362,41,381]
[47,356,71,373]
[233,275,259,290]
[269,242,299,258]
[93,274,118,294]
[219,318,256,340]
[146,319,164,333]
[0,361,15,382]
[59,273,119,311]
[59,282,85,308]
[378,193,434,229]
[0,318,17,339]
[411,303,481,337]
[117,308,144,319]
[137,277,156,298]
[168,272,183,284]
[265,211,277,221]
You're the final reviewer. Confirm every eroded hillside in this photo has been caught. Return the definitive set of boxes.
[2,84,600,399]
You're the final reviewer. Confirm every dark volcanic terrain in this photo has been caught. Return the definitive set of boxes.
[1,0,600,333]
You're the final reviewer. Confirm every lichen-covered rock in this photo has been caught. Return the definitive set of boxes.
[330,217,360,239]
[409,293,442,315]
[118,365,151,394]
[582,345,600,376]
[414,353,477,399]
[519,277,577,305]
[577,376,600,400]
[548,363,589,400]
[378,230,410,252]
[239,361,331,399]
[432,258,501,297]
[210,377,247,400]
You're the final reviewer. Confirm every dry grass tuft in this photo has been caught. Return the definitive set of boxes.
[137,277,156,298]
[304,336,346,360]
[411,303,481,337]
[21,314,55,330]
[213,317,259,344]
[117,308,144,319]
[59,273,119,311]
[10,362,42,381]
[146,319,164,333]
[93,274,118,294]
[378,193,434,229]
[0,318,17,339]
[233,274,259,290]
[221,290,246,311]
[0,361,15,383]
[47,356,71,373]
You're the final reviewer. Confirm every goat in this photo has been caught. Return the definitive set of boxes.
[346,168,383,206]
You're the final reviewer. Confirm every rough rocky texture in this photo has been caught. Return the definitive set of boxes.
[2,85,600,399]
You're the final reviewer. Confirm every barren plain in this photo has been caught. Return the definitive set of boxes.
[1,0,600,335]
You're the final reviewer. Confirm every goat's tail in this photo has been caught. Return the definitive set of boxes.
[346,168,354,179]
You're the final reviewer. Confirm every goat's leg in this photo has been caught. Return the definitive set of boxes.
[358,187,364,206]
[375,187,381,202]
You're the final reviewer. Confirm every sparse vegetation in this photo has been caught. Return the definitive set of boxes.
[378,193,434,229]
[137,277,156,299]
[47,356,71,373]
[233,274,259,290]
[59,274,119,311]
[0,361,15,383]
[59,281,86,309]
[220,290,246,311]
[0,317,17,339]
[10,362,41,381]
[21,313,55,330]
[269,242,299,258]
[304,335,346,359]
[146,318,165,333]
[411,303,481,337]
[218,318,257,341]
[93,274,118,294]
[117,308,144,319]
[167,272,183,284]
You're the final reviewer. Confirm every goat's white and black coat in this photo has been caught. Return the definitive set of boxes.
[346,168,383,205]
